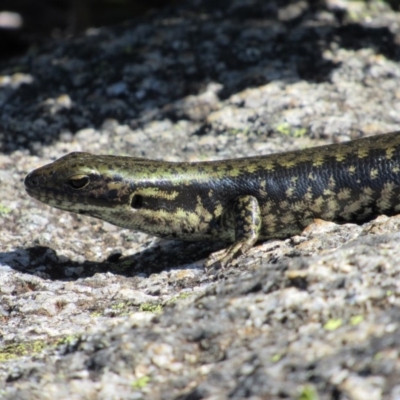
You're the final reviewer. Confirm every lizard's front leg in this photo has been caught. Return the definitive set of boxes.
[205,195,262,269]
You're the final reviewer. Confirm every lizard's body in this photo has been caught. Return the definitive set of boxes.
[25,131,400,267]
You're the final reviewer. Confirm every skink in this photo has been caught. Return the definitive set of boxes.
[25,131,400,268]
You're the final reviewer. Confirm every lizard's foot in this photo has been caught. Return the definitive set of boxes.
[204,241,252,271]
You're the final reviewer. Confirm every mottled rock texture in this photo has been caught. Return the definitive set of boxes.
[1,0,400,398]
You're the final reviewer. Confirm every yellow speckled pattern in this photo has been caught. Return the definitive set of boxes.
[25,131,400,268]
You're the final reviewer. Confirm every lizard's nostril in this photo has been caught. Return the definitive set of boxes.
[24,172,44,188]
[24,173,35,187]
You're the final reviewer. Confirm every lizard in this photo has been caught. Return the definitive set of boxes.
[24,130,400,268]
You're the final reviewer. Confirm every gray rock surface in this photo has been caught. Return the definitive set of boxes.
[1,0,400,398]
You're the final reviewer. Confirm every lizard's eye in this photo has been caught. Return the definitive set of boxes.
[66,175,90,189]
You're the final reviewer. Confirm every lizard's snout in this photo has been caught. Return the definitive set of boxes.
[24,170,45,189]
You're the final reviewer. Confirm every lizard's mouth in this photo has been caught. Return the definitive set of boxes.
[24,185,41,200]
[24,185,53,204]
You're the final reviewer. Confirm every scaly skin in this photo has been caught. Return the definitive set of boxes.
[25,131,400,268]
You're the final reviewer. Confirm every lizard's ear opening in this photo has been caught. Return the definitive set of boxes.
[131,194,143,209]
[66,175,90,190]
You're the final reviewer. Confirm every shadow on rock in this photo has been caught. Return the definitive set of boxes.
[1,240,225,280]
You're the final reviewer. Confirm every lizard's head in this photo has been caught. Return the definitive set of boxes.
[24,152,134,216]
[25,151,202,235]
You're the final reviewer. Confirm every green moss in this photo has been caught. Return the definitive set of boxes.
[0,204,12,215]
[298,385,319,400]
[323,318,342,331]
[167,292,193,305]
[350,315,364,326]
[227,127,251,136]
[56,335,80,347]
[132,376,151,389]
[0,334,84,363]
[139,303,163,313]
[271,353,282,362]
[275,123,307,138]
[108,301,134,316]
[91,311,103,317]
[0,340,48,362]
[111,302,127,310]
